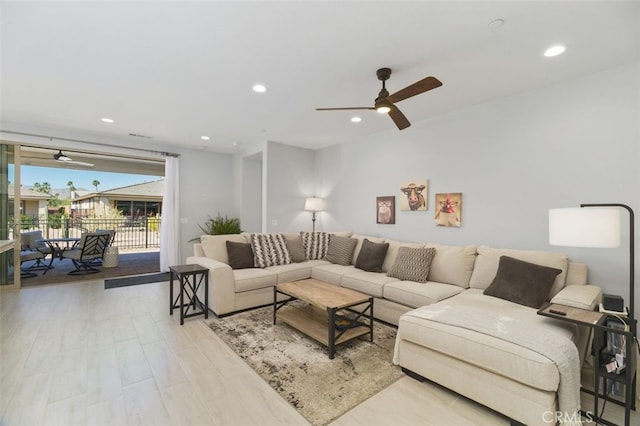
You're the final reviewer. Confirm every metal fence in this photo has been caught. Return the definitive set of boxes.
[9,217,161,250]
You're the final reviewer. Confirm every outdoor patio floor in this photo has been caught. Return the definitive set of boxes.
[19,250,160,287]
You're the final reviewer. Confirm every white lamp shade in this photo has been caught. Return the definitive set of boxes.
[304,197,325,212]
[549,208,621,248]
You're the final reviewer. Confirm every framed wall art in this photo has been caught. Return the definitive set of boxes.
[399,180,428,211]
[376,196,395,224]
[435,193,462,227]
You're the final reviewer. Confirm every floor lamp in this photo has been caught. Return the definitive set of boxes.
[304,197,324,233]
[549,203,635,335]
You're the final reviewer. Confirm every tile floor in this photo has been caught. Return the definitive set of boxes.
[0,280,637,425]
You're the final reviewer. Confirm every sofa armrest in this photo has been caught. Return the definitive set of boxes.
[550,284,603,310]
[193,243,205,257]
[186,255,236,315]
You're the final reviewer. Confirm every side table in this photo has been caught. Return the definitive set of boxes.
[169,264,209,325]
[538,303,637,426]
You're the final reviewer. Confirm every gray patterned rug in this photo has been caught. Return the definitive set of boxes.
[208,304,403,425]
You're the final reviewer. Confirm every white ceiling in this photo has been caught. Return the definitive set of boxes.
[2,1,639,154]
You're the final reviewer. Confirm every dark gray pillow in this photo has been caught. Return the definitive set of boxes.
[355,239,389,272]
[483,256,562,308]
[387,247,436,283]
[226,241,255,269]
[324,235,357,266]
[286,237,306,263]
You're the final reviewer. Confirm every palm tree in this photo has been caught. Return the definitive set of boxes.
[92,179,100,192]
[67,181,76,199]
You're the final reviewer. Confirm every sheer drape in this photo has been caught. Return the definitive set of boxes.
[160,155,181,271]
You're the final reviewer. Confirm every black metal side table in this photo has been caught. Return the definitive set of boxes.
[169,264,209,325]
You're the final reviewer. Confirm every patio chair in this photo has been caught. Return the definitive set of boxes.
[20,230,54,272]
[60,232,111,275]
[19,249,46,278]
[95,229,116,247]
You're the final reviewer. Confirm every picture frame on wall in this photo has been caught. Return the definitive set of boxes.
[399,180,428,211]
[435,193,462,227]
[376,196,395,224]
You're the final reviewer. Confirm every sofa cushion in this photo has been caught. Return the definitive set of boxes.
[285,236,306,263]
[311,263,357,285]
[226,241,255,269]
[483,256,562,308]
[469,246,569,297]
[324,235,357,266]
[350,234,386,265]
[233,268,278,292]
[381,239,425,273]
[300,231,330,260]
[384,280,465,308]
[200,234,247,264]
[250,233,291,268]
[342,271,399,298]
[266,260,324,283]
[424,244,477,288]
[355,239,389,273]
[397,289,578,392]
[387,247,436,283]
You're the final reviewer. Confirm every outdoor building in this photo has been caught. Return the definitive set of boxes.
[71,179,164,219]
[8,184,52,220]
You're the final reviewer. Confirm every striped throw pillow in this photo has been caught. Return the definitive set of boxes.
[387,247,436,283]
[300,231,330,260]
[250,233,291,268]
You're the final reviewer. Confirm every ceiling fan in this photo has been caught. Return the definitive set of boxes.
[53,150,95,167]
[316,68,442,130]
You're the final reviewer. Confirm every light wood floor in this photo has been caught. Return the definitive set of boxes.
[1,280,637,425]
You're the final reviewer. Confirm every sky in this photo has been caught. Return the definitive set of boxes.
[9,165,161,192]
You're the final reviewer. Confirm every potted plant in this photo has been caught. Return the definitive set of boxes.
[190,214,242,241]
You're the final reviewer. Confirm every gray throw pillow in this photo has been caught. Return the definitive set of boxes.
[355,239,389,272]
[226,241,255,269]
[387,247,436,283]
[286,237,306,263]
[324,235,357,266]
[483,256,562,308]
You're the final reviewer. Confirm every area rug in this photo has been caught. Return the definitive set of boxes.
[208,304,403,425]
[104,272,169,289]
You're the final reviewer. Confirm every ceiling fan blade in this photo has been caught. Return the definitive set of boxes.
[68,160,95,167]
[388,104,411,130]
[387,76,442,104]
[316,107,375,111]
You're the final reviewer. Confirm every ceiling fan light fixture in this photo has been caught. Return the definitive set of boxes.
[53,150,72,161]
[376,106,391,114]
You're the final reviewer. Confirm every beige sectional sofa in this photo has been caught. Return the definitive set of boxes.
[187,231,602,426]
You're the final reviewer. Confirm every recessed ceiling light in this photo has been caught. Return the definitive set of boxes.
[252,84,267,93]
[201,136,210,140]
[544,45,566,57]
[351,116,362,123]
[101,117,114,123]
[488,19,504,29]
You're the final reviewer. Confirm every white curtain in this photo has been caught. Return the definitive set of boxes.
[160,155,181,271]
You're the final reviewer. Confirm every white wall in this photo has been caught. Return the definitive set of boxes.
[241,152,263,233]
[178,148,235,258]
[314,62,640,312]
[264,141,316,233]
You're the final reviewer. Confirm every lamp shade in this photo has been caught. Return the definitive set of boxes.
[549,208,621,248]
[304,197,325,212]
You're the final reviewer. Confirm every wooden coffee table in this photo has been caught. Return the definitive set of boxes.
[273,278,374,359]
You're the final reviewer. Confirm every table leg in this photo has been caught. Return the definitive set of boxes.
[179,275,185,325]
[369,298,374,342]
[328,307,336,359]
[204,272,209,319]
[169,271,174,315]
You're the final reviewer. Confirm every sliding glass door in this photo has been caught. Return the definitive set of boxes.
[1,143,19,288]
